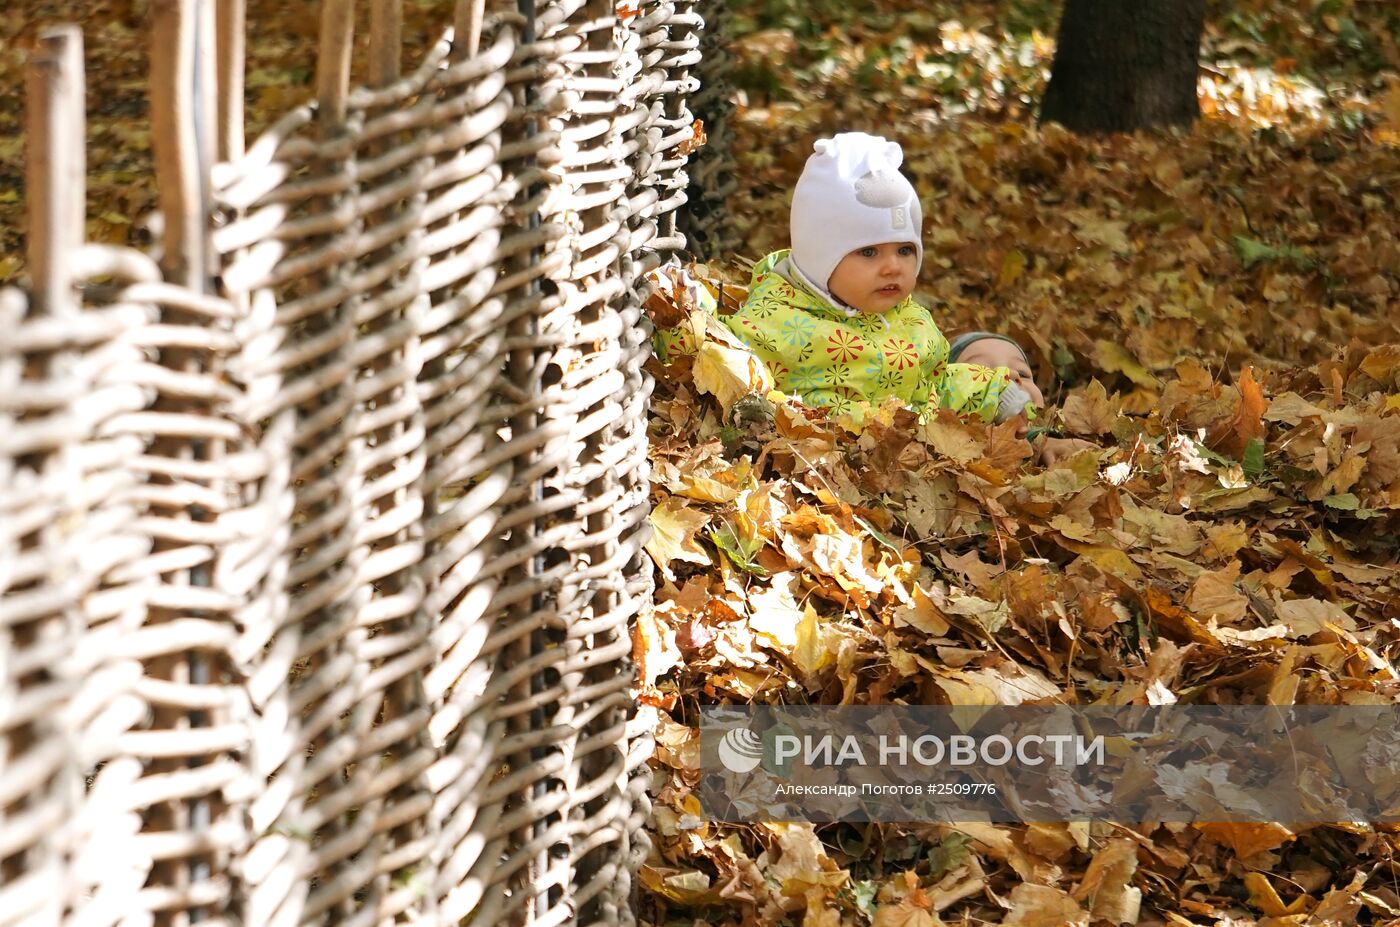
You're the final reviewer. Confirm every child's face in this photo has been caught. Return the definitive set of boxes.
[955,338,1044,408]
[827,242,918,315]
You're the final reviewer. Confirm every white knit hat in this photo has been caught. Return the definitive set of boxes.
[789,132,924,295]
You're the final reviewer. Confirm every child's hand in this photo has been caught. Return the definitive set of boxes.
[1035,436,1101,466]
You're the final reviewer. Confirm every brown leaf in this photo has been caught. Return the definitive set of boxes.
[1186,562,1249,625]
[1061,379,1117,436]
[1001,884,1087,927]
[1073,838,1142,925]
[1217,364,1270,459]
[1195,822,1295,858]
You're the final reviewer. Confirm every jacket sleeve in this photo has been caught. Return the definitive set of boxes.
[908,320,1014,422]
[934,362,1014,422]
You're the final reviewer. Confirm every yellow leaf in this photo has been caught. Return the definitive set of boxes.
[632,604,681,689]
[693,339,773,414]
[1380,75,1400,133]
[873,901,941,927]
[1243,871,1311,917]
[997,249,1026,290]
[1024,823,1081,861]
[762,822,847,891]
[892,584,951,636]
[1070,212,1132,254]
[1195,822,1295,858]
[1275,597,1357,637]
[1074,838,1141,925]
[793,604,832,678]
[919,419,984,465]
[644,497,711,581]
[1186,563,1249,624]
[1002,883,1087,927]
[1058,542,1144,583]
[748,571,806,652]
[674,474,740,503]
[638,865,714,905]
[1094,340,1161,388]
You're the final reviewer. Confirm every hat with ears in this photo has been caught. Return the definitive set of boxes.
[789,132,924,296]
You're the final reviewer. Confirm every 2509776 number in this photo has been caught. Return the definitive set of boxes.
[928,782,997,796]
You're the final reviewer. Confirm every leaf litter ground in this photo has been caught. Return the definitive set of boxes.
[639,2,1400,925]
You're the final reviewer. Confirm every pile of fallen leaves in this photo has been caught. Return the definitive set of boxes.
[646,14,1400,908]
[636,266,1400,926]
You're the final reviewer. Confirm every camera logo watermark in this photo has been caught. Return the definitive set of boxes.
[718,727,764,773]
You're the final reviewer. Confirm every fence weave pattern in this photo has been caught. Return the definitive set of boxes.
[0,0,708,922]
[676,0,736,259]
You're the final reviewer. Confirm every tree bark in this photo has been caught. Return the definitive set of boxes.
[1040,0,1208,134]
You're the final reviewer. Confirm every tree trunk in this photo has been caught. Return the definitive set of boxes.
[1040,0,1207,134]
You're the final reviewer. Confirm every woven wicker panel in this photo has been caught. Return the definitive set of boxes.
[474,2,647,922]
[0,284,78,927]
[676,0,737,259]
[0,280,152,927]
[211,2,671,921]
[214,16,558,924]
[1,246,250,927]
[652,0,701,251]
[4,0,701,921]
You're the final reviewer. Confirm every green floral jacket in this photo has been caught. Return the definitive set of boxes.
[654,251,1012,421]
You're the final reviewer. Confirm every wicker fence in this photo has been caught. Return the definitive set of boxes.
[0,0,725,923]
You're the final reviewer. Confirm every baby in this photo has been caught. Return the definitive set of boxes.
[946,332,1042,412]
[657,132,1031,426]
[949,331,1098,465]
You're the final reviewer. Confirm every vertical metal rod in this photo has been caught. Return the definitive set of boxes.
[25,26,84,318]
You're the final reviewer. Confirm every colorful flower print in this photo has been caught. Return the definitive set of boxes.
[781,314,817,347]
[790,365,828,393]
[825,329,865,365]
[883,338,918,371]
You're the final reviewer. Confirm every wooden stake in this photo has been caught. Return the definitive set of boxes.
[215,0,245,161]
[317,0,356,128]
[25,25,84,316]
[369,0,402,87]
[194,0,218,192]
[452,0,486,60]
[149,0,209,286]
